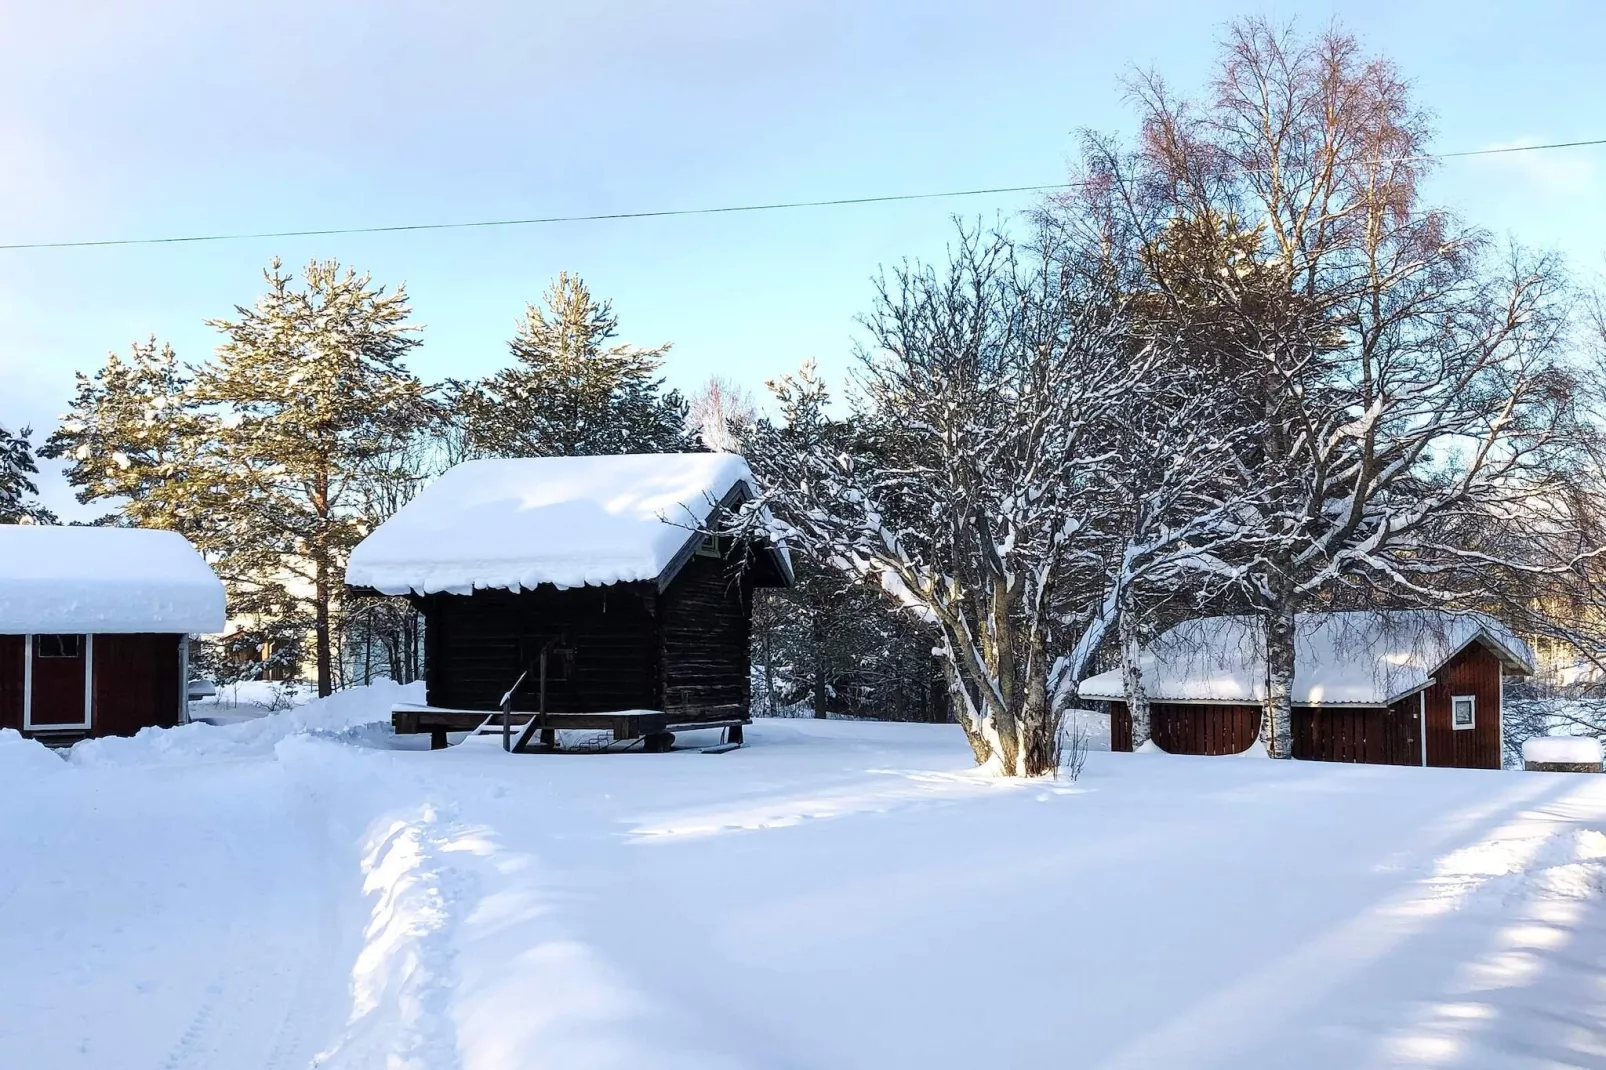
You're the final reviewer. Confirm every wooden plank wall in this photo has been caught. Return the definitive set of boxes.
[1109,701,1132,752]
[1292,700,1418,766]
[660,553,753,721]
[1149,702,1262,755]
[0,635,22,731]
[1108,700,1261,755]
[423,585,661,713]
[1424,643,1503,770]
[91,634,183,737]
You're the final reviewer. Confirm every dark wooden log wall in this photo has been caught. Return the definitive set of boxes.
[1107,701,1262,755]
[1292,699,1419,766]
[0,635,21,731]
[422,585,660,713]
[660,553,753,721]
[91,634,183,738]
[1424,642,1503,770]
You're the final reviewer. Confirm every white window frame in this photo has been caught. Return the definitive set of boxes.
[1450,693,1476,732]
[22,633,94,732]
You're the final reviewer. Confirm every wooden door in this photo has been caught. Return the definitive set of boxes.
[27,634,90,730]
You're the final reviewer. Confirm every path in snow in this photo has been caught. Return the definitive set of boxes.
[0,757,352,1070]
[4,711,1606,1069]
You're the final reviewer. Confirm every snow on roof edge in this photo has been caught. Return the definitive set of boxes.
[346,453,791,597]
[0,525,226,635]
[1076,610,1534,706]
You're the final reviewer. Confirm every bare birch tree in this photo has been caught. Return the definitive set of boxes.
[1060,18,1585,755]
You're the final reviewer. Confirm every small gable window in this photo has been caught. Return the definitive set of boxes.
[1451,695,1475,731]
[36,634,83,659]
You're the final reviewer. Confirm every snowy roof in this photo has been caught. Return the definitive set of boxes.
[0,525,226,634]
[345,453,792,596]
[1078,610,1534,707]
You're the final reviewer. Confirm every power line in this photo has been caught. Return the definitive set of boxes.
[3,137,1602,253]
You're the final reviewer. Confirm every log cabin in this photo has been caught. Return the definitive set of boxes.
[345,453,793,751]
[1078,611,1533,769]
[0,525,225,744]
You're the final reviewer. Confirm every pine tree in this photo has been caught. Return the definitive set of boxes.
[196,259,432,696]
[454,272,691,457]
[41,338,208,532]
[0,422,56,524]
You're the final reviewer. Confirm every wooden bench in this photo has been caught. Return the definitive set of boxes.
[391,703,747,752]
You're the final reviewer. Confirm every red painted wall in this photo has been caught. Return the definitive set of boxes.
[0,633,184,740]
[1423,643,1503,770]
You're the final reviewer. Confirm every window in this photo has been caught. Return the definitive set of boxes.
[36,634,83,658]
[1451,694,1476,731]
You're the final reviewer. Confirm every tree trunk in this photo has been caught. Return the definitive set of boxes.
[315,560,333,698]
[1119,599,1151,752]
[1260,567,1296,758]
[944,658,994,766]
[812,613,828,719]
[763,625,775,717]
[1018,664,1056,776]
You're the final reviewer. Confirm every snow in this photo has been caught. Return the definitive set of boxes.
[70,679,422,766]
[1080,610,1534,706]
[0,524,225,633]
[346,453,783,596]
[1523,735,1604,766]
[0,727,66,781]
[6,694,1606,1068]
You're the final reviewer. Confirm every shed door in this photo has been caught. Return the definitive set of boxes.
[26,634,91,731]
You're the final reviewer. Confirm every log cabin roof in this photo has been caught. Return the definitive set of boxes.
[0,524,225,634]
[1078,610,1534,707]
[345,453,793,596]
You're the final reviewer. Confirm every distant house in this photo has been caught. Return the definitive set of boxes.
[0,525,226,743]
[1078,611,1534,769]
[345,453,793,750]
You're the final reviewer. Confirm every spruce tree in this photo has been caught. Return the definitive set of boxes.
[196,259,431,696]
[454,272,691,457]
[0,422,56,524]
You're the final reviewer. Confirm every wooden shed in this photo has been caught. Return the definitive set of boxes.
[0,525,226,744]
[1078,611,1532,769]
[345,453,793,750]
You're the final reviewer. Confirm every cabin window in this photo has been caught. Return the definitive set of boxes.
[35,634,83,658]
[1451,694,1475,730]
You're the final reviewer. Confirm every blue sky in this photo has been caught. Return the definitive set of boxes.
[2,0,1602,518]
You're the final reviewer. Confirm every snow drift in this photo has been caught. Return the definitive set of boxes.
[69,679,423,766]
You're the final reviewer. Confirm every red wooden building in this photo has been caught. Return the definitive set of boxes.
[0,525,226,743]
[1078,611,1532,769]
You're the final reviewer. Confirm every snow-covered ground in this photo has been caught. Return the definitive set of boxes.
[3,688,1606,1068]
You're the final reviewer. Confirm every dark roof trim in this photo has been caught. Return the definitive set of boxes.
[654,480,795,592]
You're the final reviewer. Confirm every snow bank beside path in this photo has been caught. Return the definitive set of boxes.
[69,680,424,766]
[0,727,65,780]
